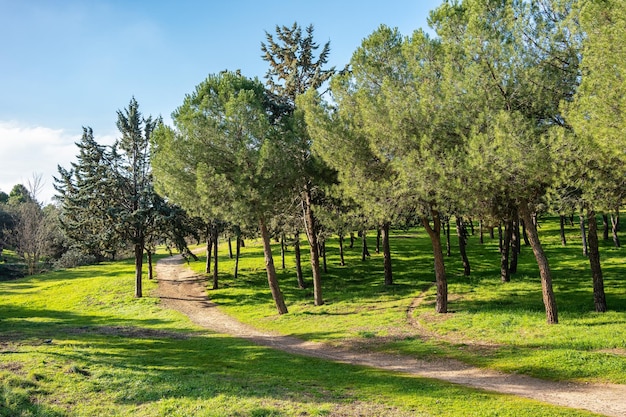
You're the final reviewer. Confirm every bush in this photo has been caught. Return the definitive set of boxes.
[53,249,97,269]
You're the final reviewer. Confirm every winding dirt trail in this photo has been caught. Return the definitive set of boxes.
[156,255,626,417]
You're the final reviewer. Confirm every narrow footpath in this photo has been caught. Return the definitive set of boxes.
[156,255,626,417]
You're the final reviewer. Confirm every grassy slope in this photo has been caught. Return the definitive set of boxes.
[189,216,626,384]
[0,254,600,415]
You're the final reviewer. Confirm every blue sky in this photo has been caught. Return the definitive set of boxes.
[0,0,442,203]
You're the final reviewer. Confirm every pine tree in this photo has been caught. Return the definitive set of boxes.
[55,128,120,261]
[261,22,338,306]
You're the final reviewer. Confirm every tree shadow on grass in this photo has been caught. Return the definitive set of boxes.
[30,328,580,416]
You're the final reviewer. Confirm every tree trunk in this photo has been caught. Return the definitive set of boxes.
[147,249,153,280]
[280,233,286,270]
[586,209,607,312]
[559,215,567,246]
[489,226,495,239]
[611,210,621,248]
[602,214,610,241]
[519,201,558,324]
[361,230,370,261]
[376,228,381,254]
[468,219,474,235]
[456,217,470,276]
[302,187,323,306]
[521,219,530,245]
[212,230,218,290]
[228,237,233,259]
[580,214,588,257]
[318,238,328,274]
[294,231,305,289]
[234,231,241,280]
[338,233,345,266]
[349,232,355,248]
[501,219,512,283]
[509,208,522,274]
[381,222,393,285]
[134,241,143,298]
[510,214,519,274]
[205,234,212,274]
[422,208,447,314]
[479,220,484,244]
[259,219,288,315]
[498,223,503,252]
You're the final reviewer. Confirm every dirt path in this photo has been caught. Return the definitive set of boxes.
[156,255,626,417]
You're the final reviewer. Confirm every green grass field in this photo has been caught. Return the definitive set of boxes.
[1,216,622,416]
[189,217,626,384]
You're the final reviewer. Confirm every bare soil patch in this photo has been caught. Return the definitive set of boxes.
[156,254,626,417]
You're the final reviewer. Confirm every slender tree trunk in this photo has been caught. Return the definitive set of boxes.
[134,241,143,298]
[611,210,621,248]
[501,219,512,283]
[479,220,484,244]
[338,233,345,266]
[259,219,288,315]
[510,214,519,274]
[519,201,558,324]
[376,228,381,254]
[205,233,212,274]
[498,224,503,252]
[559,215,567,246]
[318,238,328,274]
[602,214,610,241]
[147,249,153,280]
[445,218,451,257]
[489,226,494,239]
[456,217,470,276]
[228,237,233,259]
[294,231,305,289]
[422,208,447,314]
[521,220,530,245]
[212,230,218,290]
[361,230,370,261]
[280,233,286,270]
[586,209,607,312]
[468,218,474,235]
[234,231,241,280]
[349,232,355,248]
[302,187,323,306]
[580,214,588,257]
[381,222,393,285]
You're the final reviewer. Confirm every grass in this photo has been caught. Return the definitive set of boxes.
[0,251,601,415]
[188,217,626,384]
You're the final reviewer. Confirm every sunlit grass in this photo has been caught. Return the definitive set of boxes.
[1,253,598,416]
[188,216,626,384]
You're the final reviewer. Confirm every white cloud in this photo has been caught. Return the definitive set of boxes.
[0,121,116,204]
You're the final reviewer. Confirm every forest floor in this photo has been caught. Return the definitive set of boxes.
[156,254,626,417]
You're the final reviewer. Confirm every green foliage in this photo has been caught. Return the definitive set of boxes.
[557,0,626,212]
[54,128,121,261]
[155,72,297,226]
[56,100,195,296]
[261,22,335,107]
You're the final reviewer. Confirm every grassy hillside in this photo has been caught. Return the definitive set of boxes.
[0,250,602,415]
[189,216,626,384]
